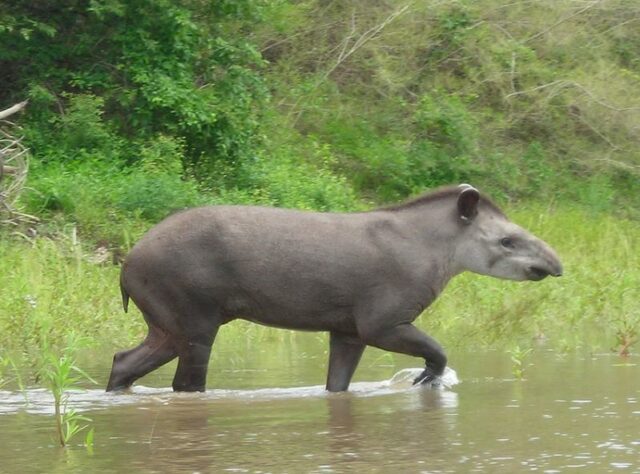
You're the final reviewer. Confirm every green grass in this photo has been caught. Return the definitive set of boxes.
[0,234,145,361]
[0,205,638,380]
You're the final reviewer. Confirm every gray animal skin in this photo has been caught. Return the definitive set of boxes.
[106,184,563,392]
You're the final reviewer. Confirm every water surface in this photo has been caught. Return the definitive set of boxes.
[1,346,638,473]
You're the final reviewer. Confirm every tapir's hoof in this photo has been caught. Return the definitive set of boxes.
[413,368,441,387]
[106,378,134,392]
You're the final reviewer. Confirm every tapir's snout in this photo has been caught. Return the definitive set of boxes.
[547,248,563,278]
[551,262,563,277]
[528,243,563,281]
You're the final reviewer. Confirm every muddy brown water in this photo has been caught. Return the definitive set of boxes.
[1,342,639,473]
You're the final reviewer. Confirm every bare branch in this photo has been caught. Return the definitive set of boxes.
[509,52,517,94]
[568,81,640,112]
[0,115,34,225]
[594,157,640,175]
[525,1,601,43]
[504,80,567,100]
[506,80,640,112]
[288,2,413,123]
[319,3,411,84]
[0,165,18,175]
[261,21,341,53]
[569,109,623,151]
[0,101,28,121]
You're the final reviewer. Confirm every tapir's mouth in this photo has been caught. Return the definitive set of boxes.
[527,266,550,281]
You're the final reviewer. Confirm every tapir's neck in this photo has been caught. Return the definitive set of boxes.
[374,203,464,303]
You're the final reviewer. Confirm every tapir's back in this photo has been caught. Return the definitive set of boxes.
[121,205,397,331]
[130,205,380,276]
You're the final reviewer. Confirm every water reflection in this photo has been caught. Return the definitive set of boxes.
[325,396,359,467]
[2,352,639,473]
[323,386,460,472]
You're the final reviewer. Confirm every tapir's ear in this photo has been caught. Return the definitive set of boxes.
[457,185,480,224]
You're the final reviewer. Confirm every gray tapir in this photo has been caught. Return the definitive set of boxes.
[106,184,562,393]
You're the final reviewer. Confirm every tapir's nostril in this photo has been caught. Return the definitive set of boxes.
[528,266,550,280]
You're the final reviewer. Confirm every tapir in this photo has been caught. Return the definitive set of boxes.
[106,184,562,392]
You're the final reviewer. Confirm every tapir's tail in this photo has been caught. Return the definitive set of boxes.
[120,274,129,313]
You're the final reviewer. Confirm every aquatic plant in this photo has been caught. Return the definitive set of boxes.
[41,352,96,447]
[0,355,9,389]
[0,355,26,401]
[615,321,637,357]
[508,345,532,380]
[39,333,97,448]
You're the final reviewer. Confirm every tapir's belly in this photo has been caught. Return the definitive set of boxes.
[219,272,360,334]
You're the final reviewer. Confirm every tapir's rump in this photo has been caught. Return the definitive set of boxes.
[107,185,562,393]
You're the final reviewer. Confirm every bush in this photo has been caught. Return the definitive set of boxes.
[116,171,203,222]
[250,141,360,211]
[24,158,203,244]
[2,0,267,175]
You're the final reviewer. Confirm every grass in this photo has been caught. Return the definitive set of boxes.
[0,231,145,362]
[0,204,638,381]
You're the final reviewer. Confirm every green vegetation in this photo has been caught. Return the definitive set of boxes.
[1,0,638,238]
[1,0,639,394]
[0,206,638,361]
[41,345,96,447]
[508,345,532,380]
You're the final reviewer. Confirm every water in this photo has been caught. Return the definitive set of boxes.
[1,347,639,473]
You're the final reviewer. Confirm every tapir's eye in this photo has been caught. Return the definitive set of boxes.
[500,237,515,248]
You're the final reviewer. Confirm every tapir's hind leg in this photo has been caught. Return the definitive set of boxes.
[172,329,219,392]
[326,332,366,392]
[106,324,177,391]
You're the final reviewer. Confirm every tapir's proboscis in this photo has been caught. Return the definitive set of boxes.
[106,184,562,393]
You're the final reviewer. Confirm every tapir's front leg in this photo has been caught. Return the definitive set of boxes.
[359,322,447,385]
[326,332,366,392]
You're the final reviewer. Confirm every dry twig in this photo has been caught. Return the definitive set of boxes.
[525,1,602,43]
[0,101,39,228]
[288,3,412,122]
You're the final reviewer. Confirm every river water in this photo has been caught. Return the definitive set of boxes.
[1,344,638,473]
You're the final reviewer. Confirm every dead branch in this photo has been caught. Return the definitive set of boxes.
[0,101,28,121]
[0,165,18,175]
[287,3,412,121]
[510,51,517,94]
[318,3,411,85]
[504,80,568,100]
[0,101,38,227]
[505,80,640,112]
[525,1,602,43]
[570,110,623,151]
[594,157,640,175]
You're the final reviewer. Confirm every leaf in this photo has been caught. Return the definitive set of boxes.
[85,428,95,448]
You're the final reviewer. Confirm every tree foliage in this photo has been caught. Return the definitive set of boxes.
[1,0,639,243]
[258,0,640,205]
[1,0,266,176]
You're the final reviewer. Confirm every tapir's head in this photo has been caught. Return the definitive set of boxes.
[452,185,563,281]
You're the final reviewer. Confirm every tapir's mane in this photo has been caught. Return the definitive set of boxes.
[378,185,506,216]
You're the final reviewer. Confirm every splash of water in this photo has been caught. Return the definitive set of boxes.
[0,367,460,415]
[387,367,460,389]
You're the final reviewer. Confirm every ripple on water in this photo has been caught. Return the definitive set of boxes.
[610,462,633,469]
[0,367,459,416]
